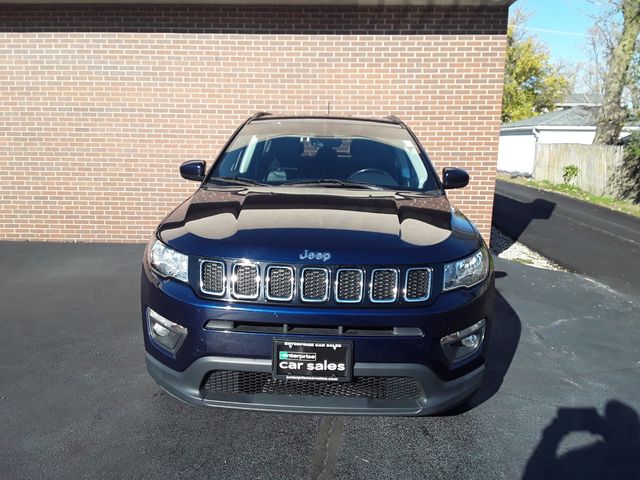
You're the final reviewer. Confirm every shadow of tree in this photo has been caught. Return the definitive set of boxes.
[493,192,556,244]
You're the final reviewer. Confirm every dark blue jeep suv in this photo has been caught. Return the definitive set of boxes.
[141,113,493,415]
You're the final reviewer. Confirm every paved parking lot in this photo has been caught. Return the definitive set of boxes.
[494,179,640,297]
[1,242,639,479]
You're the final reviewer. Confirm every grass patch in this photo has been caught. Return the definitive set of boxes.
[513,258,534,265]
[498,174,640,218]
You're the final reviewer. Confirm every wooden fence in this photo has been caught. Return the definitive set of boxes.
[533,143,624,196]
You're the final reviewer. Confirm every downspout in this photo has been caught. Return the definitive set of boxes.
[531,127,540,178]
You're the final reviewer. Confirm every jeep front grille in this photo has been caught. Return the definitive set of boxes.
[232,263,259,299]
[405,268,432,302]
[200,260,225,296]
[370,269,398,303]
[199,260,433,305]
[301,268,329,302]
[266,266,294,301]
[335,269,363,303]
[203,371,424,400]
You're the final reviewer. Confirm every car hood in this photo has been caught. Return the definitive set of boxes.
[158,186,482,265]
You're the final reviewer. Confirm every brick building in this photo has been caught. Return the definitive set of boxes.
[0,1,513,242]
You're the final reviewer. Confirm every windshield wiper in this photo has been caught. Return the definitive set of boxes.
[206,176,267,187]
[280,179,385,190]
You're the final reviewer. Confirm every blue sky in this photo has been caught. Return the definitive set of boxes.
[510,0,600,66]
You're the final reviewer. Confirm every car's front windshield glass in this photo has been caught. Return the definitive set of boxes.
[208,118,439,191]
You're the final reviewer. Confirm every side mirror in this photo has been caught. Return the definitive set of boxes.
[180,160,206,182]
[442,167,469,189]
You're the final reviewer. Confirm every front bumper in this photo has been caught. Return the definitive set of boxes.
[146,352,484,416]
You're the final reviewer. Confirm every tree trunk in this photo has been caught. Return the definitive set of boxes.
[594,0,640,145]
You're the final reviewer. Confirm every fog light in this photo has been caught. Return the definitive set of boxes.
[147,307,187,354]
[461,333,480,349]
[441,319,486,363]
[152,322,171,337]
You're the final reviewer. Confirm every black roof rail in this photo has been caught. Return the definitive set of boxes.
[381,115,404,125]
[247,111,273,122]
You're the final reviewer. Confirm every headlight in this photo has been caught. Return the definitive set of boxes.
[443,247,489,291]
[149,240,188,282]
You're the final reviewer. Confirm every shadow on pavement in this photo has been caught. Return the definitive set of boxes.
[523,400,640,480]
[444,282,521,414]
[493,193,556,247]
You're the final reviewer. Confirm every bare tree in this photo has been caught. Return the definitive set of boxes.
[582,0,640,112]
[581,2,620,98]
[594,0,640,144]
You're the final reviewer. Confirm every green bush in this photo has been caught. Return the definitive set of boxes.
[562,164,579,184]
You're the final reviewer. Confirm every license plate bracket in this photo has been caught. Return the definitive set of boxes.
[272,339,353,382]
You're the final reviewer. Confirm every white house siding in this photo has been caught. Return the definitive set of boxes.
[497,129,537,174]
[536,129,595,144]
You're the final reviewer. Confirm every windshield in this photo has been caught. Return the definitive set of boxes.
[208,118,440,191]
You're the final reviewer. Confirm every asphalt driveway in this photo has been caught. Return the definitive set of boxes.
[494,179,640,297]
[1,242,639,479]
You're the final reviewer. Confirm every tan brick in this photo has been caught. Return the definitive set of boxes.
[0,4,507,243]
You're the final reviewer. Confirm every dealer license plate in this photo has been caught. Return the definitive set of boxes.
[273,339,353,382]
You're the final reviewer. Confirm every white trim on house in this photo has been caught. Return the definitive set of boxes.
[501,126,600,133]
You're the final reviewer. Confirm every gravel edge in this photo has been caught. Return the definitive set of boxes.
[490,227,565,272]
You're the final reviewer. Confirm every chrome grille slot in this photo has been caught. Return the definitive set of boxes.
[199,259,436,305]
[232,263,260,299]
[200,260,225,296]
[301,268,329,302]
[371,268,398,303]
[335,269,364,303]
[266,266,294,301]
[405,268,432,302]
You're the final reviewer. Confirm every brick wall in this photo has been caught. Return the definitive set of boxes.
[0,5,507,243]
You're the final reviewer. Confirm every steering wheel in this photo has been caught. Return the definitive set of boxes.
[349,168,389,177]
[347,168,397,186]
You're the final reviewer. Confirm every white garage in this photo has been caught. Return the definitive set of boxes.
[497,106,638,175]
